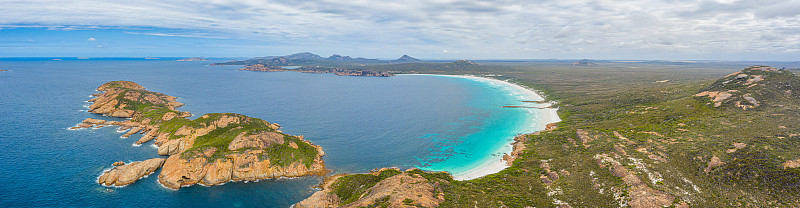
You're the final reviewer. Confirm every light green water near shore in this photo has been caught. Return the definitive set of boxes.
[410,75,557,180]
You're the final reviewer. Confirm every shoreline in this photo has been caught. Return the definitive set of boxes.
[400,74,561,180]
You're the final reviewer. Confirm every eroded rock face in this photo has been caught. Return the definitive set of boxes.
[348,173,444,208]
[98,158,166,186]
[158,148,327,189]
[705,155,725,173]
[595,154,675,208]
[158,156,209,189]
[228,132,284,150]
[695,91,735,107]
[294,175,344,208]
[783,159,800,169]
[576,129,594,147]
[698,65,800,110]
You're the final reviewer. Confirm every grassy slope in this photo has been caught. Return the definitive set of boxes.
[329,169,453,207]
[323,61,800,207]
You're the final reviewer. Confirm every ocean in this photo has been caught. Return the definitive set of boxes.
[0,58,547,207]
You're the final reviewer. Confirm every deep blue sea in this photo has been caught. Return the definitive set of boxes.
[0,58,545,207]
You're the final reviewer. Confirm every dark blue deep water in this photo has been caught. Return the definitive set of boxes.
[0,58,543,207]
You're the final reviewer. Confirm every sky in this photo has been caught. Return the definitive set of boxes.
[0,0,799,61]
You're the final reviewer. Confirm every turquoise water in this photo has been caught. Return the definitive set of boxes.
[0,58,543,207]
[414,75,544,178]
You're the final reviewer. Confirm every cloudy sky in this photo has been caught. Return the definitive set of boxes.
[1,0,799,60]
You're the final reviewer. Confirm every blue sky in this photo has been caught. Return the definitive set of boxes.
[1,0,800,60]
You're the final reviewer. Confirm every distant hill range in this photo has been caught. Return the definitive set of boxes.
[571,59,597,66]
[212,52,425,66]
[210,52,516,76]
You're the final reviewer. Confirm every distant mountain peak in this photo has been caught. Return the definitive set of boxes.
[395,55,422,62]
[572,59,597,66]
[453,60,478,67]
[284,52,323,60]
[328,54,353,60]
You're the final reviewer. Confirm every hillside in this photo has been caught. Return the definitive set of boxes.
[298,65,800,207]
[696,66,800,109]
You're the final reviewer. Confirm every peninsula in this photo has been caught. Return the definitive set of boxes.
[239,64,393,77]
[177,57,209,61]
[73,81,326,189]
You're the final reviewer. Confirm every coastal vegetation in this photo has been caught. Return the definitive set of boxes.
[294,61,800,207]
[79,56,800,206]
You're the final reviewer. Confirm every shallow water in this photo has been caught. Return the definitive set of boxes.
[0,58,541,207]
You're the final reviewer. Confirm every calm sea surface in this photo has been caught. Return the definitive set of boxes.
[0,58,540,207]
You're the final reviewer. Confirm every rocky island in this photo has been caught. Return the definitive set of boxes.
[177,57,209,61]
[74,81,326,189]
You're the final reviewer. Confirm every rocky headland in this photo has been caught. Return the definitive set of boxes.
[74,81,326,189]
[177,57,209,61]
[295,168,450,208]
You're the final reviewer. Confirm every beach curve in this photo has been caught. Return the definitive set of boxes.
[401,74,561,180]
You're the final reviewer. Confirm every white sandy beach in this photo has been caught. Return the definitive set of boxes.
[402,74,562,181]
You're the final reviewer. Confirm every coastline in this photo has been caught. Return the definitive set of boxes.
[400,74,561,180]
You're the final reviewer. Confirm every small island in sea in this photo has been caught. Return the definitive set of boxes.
[177,57,209,61]
[72,81,326,189]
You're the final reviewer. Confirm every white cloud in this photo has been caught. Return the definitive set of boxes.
[0,0,798,60]
[87,37,96,41]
